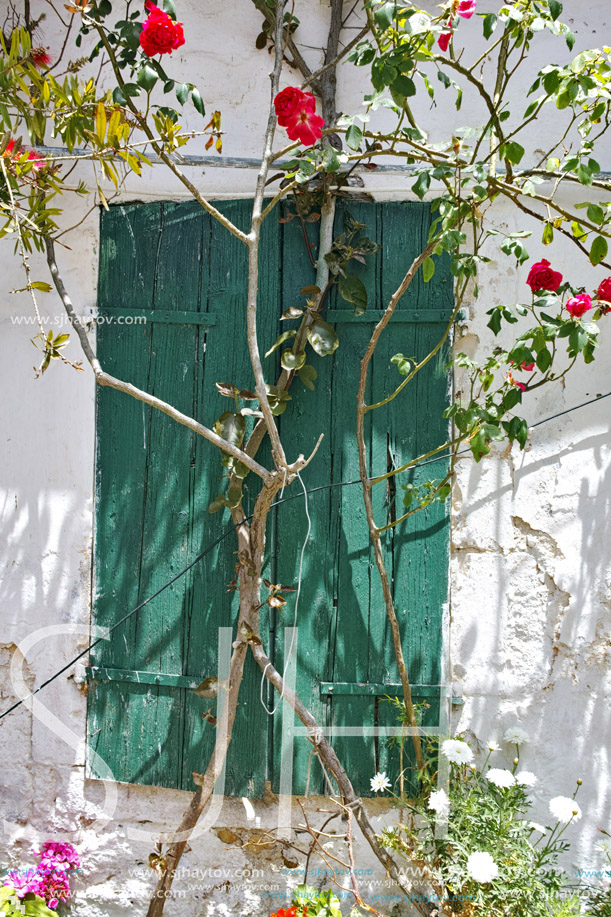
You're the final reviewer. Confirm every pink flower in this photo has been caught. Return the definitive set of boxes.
[438,28,452,52]
[139,1,185,57]
[507,373,526,392]
[274,87,324,146]
[526,258,563,293]
[566,293,592,319]
[456,0,477,18]
[596,276,611,314]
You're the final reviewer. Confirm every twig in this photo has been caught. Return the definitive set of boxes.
[45,239,269,479]
[251,642,452,917]
[355,241,439,776]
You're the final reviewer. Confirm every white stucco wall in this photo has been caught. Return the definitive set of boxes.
[1,1,610,914]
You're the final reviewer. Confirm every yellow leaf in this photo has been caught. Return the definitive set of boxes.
[95,100,107,144]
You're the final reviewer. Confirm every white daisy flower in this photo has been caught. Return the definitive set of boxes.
[486,768,516,789]
[370,771,391,794]
[466,851,499,884]
[549,796,582,824]
[529,822,546,834]
[487,740,500,752]
[428,789,451,818]
[503,725,530,745]
[441,739,474,765]
[516,770,537,787]
[597,840,611,856]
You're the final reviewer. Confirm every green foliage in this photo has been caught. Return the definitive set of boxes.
[0,889,56,917]
[380,736,587,916]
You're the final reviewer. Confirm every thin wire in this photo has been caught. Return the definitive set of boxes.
[1,390,609,722]
[0,526,235,722]
[260,470,311,715]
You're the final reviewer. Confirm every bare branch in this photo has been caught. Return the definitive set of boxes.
[45,239,270,480]
[355,241,439,774]
[251,642,451,917]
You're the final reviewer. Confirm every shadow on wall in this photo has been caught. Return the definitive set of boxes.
[452,406,611,858]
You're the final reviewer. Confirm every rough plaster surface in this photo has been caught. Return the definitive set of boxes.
[1,1,610,914]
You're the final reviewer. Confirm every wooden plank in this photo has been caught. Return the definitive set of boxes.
[86,666,202,689]
[373,203,451,794]
[327,200,380,795]
[97,309,216,325]
[89,202,164,784]
[325,309,451,324]
[271,200,335,796]
[181,200,274,797]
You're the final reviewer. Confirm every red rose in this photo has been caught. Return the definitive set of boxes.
[566,293,592,319]
[596,276,611,313]
[274,87,313,127]
[274,87,324,146]
[526,258,563,293]
[139,2,185,57]
[285,107,325,146]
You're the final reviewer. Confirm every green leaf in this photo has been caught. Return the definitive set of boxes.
[470,430,491,463]
[191,88,205,117]
[307,318,339,357]
[280,348,306,370]
[162,0,177,17]
[590,235,609,266]
[412,171,431,200]
[322,146,340,172]
[297,363,317,391]
[565,28,575,51]
[587,203,605,225]
[374,1,396,31]
[542,222,554,245]
[391,353,411,376]
[265,329,296,358]
[175,82,190,105]
[502,387,522,411]
[503,416,529,449]
[536,346,552,372]
[345,124,363,151]
[338,275,367,315]
[502,141,525,165]
[137,65,158,92]
[422,256,435,283]
[21,895,58,917]
[483,13,498,39]
[486,307,502,335]
[391,74,416,98]
[548,0,563,20]
[121,82,141,98]
[30,281,52,292]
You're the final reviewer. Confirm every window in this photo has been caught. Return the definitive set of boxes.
[86,199,452,796]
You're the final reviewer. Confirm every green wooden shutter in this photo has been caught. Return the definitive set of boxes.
[272,202,452,795]
[88,199,452,797]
